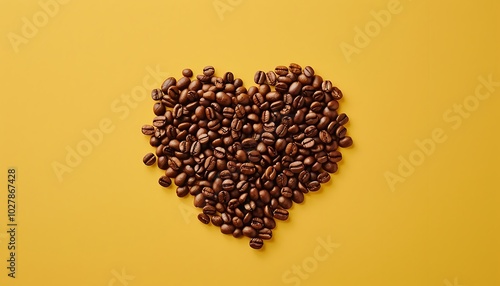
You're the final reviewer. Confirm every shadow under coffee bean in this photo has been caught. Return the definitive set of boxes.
[141,64,352,249]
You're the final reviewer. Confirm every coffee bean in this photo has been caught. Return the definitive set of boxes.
[278,196,293,209]
[275,82,288,94]
[254,71,266,85]
[336,113,349,125]
[249,238,264,249]
[141,125,155,135]
[158,176,171,187]
[339,136,353,148]
[143,153,156,166]
[319,130,333,144]
[304,66,315,77]
[289,81,302,96]
[289,161,305,173]
[302,137,315,149]
[153,116,167,127]
[307,181,321,192]
[317,172,331,183]
[198,213,210,224]
[203,66,215,76]
[221,224,235,234]
[332,86,343,100]
[273,208,289,220]
[289,63,302,74]
[176,186,190,197]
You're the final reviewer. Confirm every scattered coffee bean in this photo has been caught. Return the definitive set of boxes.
[249,238,264,249]
[143,153,156,166]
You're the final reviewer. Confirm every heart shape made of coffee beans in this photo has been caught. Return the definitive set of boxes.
[141,63,352,249]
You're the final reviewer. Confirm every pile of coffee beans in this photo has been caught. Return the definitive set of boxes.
[141,64,352,249]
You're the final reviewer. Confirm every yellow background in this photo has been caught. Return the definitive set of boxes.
[1,0,499,285]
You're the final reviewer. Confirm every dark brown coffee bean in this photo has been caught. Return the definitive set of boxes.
[275,66,288,76]
[289,81,302,96]
[289,63,302,74]
[161,77,176,93]
[332,86,343,100]
[336,113,349,125]
[317,172,331,183]
[158,176,171,187]
[307,181,320,192]
[273,208,289,220]
[143,153,156,166]
[336,125,347,138]
[261,132,275,145]
[198,213,210,224]
[153,116,166,127]
[304,66,315,77]
[266,71,277,85]
[242,138,258,149]
[254,71,266,84]
[211,215,223,226]
[141,124,155,135]
[319,130,333,144]
[302,137,315,149]
[174,172,188,187]
[275,82,288,94]
[203,66,215,76]
[249,238,264,249]
[151,88,163,101]
[251,217,264,230]
[339,136,353,148]
[278,196,293,209]
[289,161,305,173]
[221,224,235,234]
[322,80,333,92]
[203,205,217,216]
[292,190,304,203]
[176,186,189,197]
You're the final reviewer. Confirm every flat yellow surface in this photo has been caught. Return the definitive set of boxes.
[1,0,499,285]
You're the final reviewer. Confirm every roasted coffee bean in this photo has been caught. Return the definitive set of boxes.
[275,65,288,76]
[161,77,176,93]
[289,161,305,173]
[143,153,156,166]
[153,116,166,127]
[322,80,333,92]
[251,217,264,230]
[304,66,315,77]
[220,224,235,234]
[332,86,343,100]
[317,172,331,183]
[289,63,302,74]
[307,181,321,192]
[339,136,353,148]
[203,66,215,76]
[275,82,288,94]
[254,71,266,84]
[278,196,293,209]
[336,125,347,138]
[158,175,171,187]
[273,208,289,220]
[176,186,190,197]
[336,113,349,125]
[249,238,264,249]
[141,124,155,135]
[266,71,277,85]
[319,130,333,143]
[198,213,210,224]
